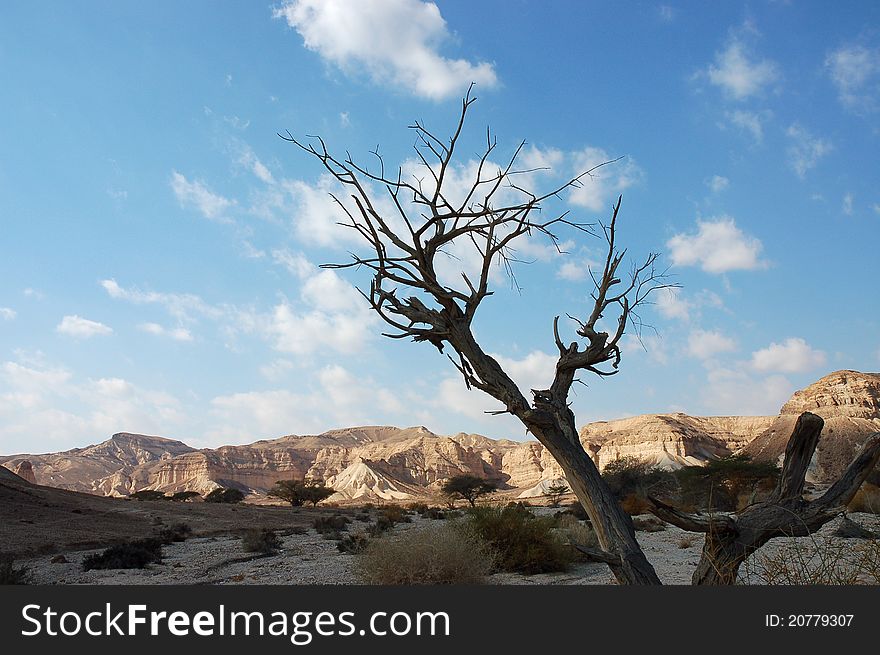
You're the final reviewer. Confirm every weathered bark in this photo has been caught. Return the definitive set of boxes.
[649,412,880,585]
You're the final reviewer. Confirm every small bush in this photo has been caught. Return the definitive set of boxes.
[241,529,282,554]
[289,526,309,535]
[560,502,589,521]
[465,505,574,574]
[82,539,163,571]
[677,534,698,549]
[169,491,200,502]
[204,488,245,504]
[406,502,429,514]
[356,523,494,584]
[313,515,351,535]
[337,534,370,554]
[0,554,30,584]
[421,508,446,520]
[745,536,880,585]
[553,513,599,557]
[378,506,410,524]
[128,490,167,501]
[157,523,192,544]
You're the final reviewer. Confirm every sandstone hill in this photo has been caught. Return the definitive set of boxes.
[3,370,878,500]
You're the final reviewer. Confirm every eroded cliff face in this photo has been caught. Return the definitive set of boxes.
[744,371,880,483]
[4,370,878,498]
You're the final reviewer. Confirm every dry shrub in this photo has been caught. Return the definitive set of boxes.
[465,505,574,574]
[241,529,282,554]
[677,534,698,549]
[744,533,880,585]
[848,483,880,514]
[356,523,494,584]
[554,513,599,558]
[620,494,652,516]
[82,539,163,571]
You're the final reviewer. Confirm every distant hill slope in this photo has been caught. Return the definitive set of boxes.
[3,370,879,498]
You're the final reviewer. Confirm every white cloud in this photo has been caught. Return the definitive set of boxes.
[750,337,827,373]
[708,175,729,193]
[101,279,222,323]
[274,0,498,100]
[723,109,769,144]
[655,288,691,321]
[568,148,641,212]
[271,248,313,278]
[785,123,832,179]
[687,329,736,360]
[667,217,765,273]
[701,367,793,415]
[237,147,275,185]
[259,359,295,381]
[0,307,16,321]
[170,171,234,222]
[825,43,880,111]
[56,315,113,338]
[842,193,854,216]
[658,5,675,23]
[138,322,193,342]
[706,39,779,100]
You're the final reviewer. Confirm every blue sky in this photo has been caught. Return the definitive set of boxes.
[2,1,879,453]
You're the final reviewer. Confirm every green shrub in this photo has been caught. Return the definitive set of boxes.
[601,457,678,514]
[204,487,246,504]
[241,529,282,554]
[0,554,30,584]
[169,491,200,502]
[675,455,779,512]
[128,490,167,501]
[356,523,494,584]
[268,479,335,507]
[82,539,163,571]
[464,505,574,574]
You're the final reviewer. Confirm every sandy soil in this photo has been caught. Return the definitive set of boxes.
[18,511,877,586]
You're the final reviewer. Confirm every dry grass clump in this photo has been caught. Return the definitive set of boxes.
[356,522,494,584]
[553,513,599,556]
[744,534,880,585]
[676,534,698,549]
[241,528,283,554]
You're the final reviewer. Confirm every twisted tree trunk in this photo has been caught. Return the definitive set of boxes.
[650,412,880,585]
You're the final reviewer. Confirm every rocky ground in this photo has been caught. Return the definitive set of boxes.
[15,509,880,585]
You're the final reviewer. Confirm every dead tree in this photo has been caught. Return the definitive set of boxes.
[282,87,673,584]
[649,412,880,584]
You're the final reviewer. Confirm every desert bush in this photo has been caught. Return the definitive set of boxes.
[354,512,372,522]
[632,516,666,532]
[356,522,495,584]
[241,529,283,554]
[543,482,570,507]
[204,487,245,504]
[848,483,880,514]
[602,457,678,513]
[744,536,880,585]
[379,506,410,524]
[421,508,446,520]
[169,491,200,502]
[441,475,498,507]
[337,534,370,554]
[156,522,192,544]
[559,502,590,521]
[677,534,698,549]
[82,539,163,571]
[675,455,779,512]
[289,526,309,535]
[464,505,574,574]
[406,502,429,514]
[313,514,351,534]
[128,490,167,501]
[553,513,599,558]
[0,553,30,584]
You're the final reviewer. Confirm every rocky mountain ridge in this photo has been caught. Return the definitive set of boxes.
[3,370,878,500]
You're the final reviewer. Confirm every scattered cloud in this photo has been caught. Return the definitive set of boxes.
[568,148,642,212]
[56,315,113,339]
[701,367,793,415]
[101,279,222,323]
[708,175,729,193]
[723,109,770,144]
[657,5,675,23]
[842,193,854,216]
[259,358,295,381]
[237,146,274,185]
[750,337,826,373]
[667,217,765,273]
[687,329,737,360]
[273,0,498,100]
[785,123,832,178]
[170,171,235,222]
[705,39,779,100]
[0,307,16,321]
[339,111,351,127]
[655,288,692,321]
[825,43,880,112]
[138,322,193,342]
